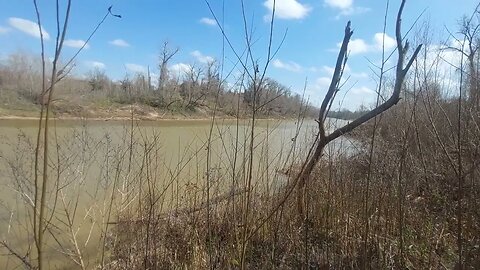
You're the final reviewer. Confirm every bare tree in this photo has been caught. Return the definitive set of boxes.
[202,60,221,97]
[158,41,179,92]
[87,67,110,91]
[294,0,422,220]
[180,64,204,109]
[460,13,480,109]
[445,8,480,109]
[244,0,422,238]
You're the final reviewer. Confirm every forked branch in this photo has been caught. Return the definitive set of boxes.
[325,0,422,144]
[249,0,423,232]
[296,0,422,220]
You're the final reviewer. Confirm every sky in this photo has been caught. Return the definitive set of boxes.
[0,0,478,110]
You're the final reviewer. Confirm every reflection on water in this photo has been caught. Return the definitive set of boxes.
[0,117,355,268]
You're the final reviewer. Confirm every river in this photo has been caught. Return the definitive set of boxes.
[0,117,355,269]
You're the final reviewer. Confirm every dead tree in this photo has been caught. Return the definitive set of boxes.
[295,0,422,220]
[460,14,480,110]
[157,41,179,92]
[244,1,423,241]
[445,10,480,110]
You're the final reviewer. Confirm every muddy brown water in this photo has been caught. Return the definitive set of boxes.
[0,117,354,269]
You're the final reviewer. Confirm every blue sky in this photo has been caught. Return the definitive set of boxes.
[0,0,477,110]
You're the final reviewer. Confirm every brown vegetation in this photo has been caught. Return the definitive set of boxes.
[0,52,311,120]
[1,0,479,269]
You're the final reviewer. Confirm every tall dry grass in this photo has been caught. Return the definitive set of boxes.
[1,0,479,269]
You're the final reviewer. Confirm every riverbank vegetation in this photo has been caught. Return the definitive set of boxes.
[0,51,312,120]
[1,0,479,269]
[327,108,369,120]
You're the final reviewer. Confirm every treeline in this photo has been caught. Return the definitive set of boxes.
[0,50,314,118]
[327,108,368,120]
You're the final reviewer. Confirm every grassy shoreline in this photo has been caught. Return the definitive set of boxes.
[0,103,301,122]
[0,112,298,122]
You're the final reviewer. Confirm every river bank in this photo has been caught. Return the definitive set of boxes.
[0,103,301,122]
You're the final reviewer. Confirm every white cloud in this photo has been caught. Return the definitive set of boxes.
[322,64,367,77]
[324,0,369,18]
[307,76,375,109]
[191,50,214,64]
[304,76,332,105]
[272,59,302,72]
[125,63,147,74]
[415,44,463,92]
[334,33,396,55]
[373,33,396,51]
[322,65,336,76]
[315,77,332,90]
[351,86,375,95]
[347,39,369,55]
[301,76,327,103]
[351,71,368,79]
[86,61,106,69]
[64,39,90,49]
[338,6,370,17]
[324,0,352,10]
[8,17,50,40]
[199,17,216,26]
[321,64,367,80]
[109,39,130,47]
[263,0,311,20]
[169,63,191,77]
[448,38,464,51]
[322,66,334,76]
[0,26,10,34]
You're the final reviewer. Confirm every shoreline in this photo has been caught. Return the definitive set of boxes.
[0,114,296,122]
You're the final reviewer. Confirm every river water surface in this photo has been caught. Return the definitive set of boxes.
[0,117,355,269]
